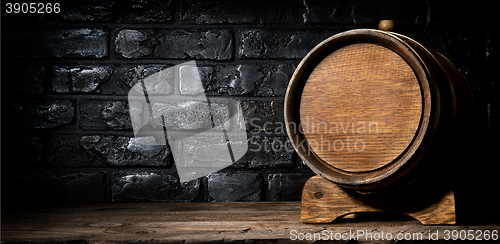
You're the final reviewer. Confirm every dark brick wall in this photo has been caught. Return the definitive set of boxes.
[1,0,498,219]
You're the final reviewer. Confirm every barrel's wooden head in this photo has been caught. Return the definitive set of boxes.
[285,29,473,192]
[301,43,422,172]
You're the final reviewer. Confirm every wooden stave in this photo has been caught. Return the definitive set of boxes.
[386,33,475,192]
[284,29,474,192]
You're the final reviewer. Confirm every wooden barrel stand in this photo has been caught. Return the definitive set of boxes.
[286,21,474,225]
[301,176,456,225]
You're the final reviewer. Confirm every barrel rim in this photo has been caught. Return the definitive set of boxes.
[284,29,435,190]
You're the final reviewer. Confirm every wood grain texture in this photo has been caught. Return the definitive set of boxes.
[301,176,456,225]
[285,29,475,192]
[300,43,422,172]
[2,202,497,243]
[379,20,395,31]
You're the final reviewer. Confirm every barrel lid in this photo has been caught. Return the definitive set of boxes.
[300,43,422,172]
[285,29,432,189]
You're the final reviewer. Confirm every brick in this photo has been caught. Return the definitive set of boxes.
[6,28,108,58]
[52,65,113,93]
[5,65,46,94]
[49,135,170,167]
[49,135,105,167]
[253,64,295,96]
[112,172,200,202]
[151,101,229,130]
[101,64,174,95]
[179,66,207,95]
[245,135,294,168]
[114,30,153,59]
[81,135,171,167]
[80,100,131,130]
[59,0,113,21]
[207,172,262,201]
[241,100,285,133]
[180,0,295,24]
[227,65,263,95]
[186,64,294,96]
[128,65,175,95]
[303,0,352,24]
[99,77,132,95]
[59,0,174,23]
[239,29,337,59]
[223,64,288,96]
[267,173,315,201]
[9,100,74,129]
[115,0,174,23]
[115,29,233,60]
[171,133,248,168]
[199,65,245,95]
[303,0,426,25]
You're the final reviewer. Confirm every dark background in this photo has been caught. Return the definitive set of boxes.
[1,0,498,224]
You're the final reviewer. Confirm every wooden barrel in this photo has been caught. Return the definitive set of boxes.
[284,29,475,192]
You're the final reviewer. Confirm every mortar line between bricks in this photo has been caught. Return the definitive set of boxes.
[19,130,291,139]
[173,0,181,26]
[233,26,249,62]
[8,22,380,33]
[105,170,113,203]
[43,167,312,175]
[24,23,320,30]
[75,98,81,130]
[200,175,209,202]
[25,130,136,136]
[45,167,179,174]
[296,0,307,29]
[207,168,315,175]
[108,27,117,61]
[11,94,128,100]
[17,123,290,135]
[11,94,288,101]
[7,59,302,66]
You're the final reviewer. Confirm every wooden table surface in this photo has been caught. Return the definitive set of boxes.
[1,202,499,243]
